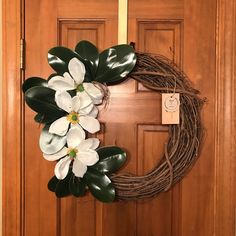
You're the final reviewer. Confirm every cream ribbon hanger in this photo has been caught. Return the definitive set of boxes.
[118,0,128,44]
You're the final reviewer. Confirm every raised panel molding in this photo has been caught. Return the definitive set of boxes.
[137,20,183,65]
[58,19,105,49]
[136,124,179,236]
[57,20,106,236]
[137,124,169,175]
[137,20,183,92]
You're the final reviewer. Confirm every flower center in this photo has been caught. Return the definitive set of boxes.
[67,112,79,124]
[71,114,78,121]
[76,84,85,92]
[68,148,78,159]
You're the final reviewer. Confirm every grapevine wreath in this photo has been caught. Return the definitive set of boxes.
[23,40,204,202]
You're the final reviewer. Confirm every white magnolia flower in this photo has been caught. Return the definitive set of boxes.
[48,57,104,105]
[43,126,99,179]
[49,90,100,136]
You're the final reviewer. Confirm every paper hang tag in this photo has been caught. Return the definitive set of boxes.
[162,93,180,125]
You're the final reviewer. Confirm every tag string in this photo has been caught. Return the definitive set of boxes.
[171,76,177,98]
[165,76,177,97]
[164,143,173,191]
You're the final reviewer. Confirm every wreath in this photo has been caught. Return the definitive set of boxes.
[22,40,204,202]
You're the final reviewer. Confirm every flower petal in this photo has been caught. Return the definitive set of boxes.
[88,106,99,118]
[48,74,75,91]
[72,158,87,178]
[76,91,93,109]
[63,72,74,84]
[68,57,85,85]
[49,116,70,136]
[71,96,81,113]
[77,150,99,166]
[83,82,104,104]
[66,126,85,148]
[55,156,71,180]
[78,138,100,151]
[79,116,100,133]
[43,147,68,161]
[55,91,72,113]
[79,103,94,116]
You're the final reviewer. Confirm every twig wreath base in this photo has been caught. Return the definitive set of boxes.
[111,53,205,200]
[23,41,204,202]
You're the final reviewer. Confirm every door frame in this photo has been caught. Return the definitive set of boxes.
[2,0,236,235]
[3,0,24,235]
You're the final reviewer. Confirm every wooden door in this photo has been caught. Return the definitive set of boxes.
[24,1,118,236]
[3,0,236,236]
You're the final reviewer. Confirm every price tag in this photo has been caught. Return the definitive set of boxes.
[162,93,180,124]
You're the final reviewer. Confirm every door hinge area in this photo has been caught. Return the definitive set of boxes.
[20,38,25,70]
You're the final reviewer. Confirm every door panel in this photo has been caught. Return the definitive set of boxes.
[128,1,184,235]
[25,1,118,236]
[129,1,217,235]
[182,1,216,235]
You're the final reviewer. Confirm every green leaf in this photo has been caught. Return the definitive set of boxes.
[95,48,117,78]
[84,169,115,203]
[48,46,79,74]
[69,175,86,197]
[95,45,136,83]
[34,113,59,124]
[48,176,60,192]
[75,40,99,77]
[67,89,77,97]
[25,86,66,119]
[34,113,45,123]
[22,77,47,93]
[92,146,127,174]
[39,125,67,155]
[55,172,72,198]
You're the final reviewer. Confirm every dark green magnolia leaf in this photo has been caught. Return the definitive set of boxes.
[96,48,117,78]
[34,113,59,124]
[92,146,126,174]
[75,40,99,77]
[34,113,45,123]
[69,175,86,197]
[84,169,115,203]
[95,45,136,83]
[39,125,67,155]
[25,86,66,119]
[55,172,72,198]
[48,46,79,74]
[67,89,77,97]
[48,176,60,192]
[22,77,48,93]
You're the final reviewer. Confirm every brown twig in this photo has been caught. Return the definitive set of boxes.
[111,53,204,200]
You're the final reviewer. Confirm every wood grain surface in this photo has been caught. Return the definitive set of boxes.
[2,0,236,235]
